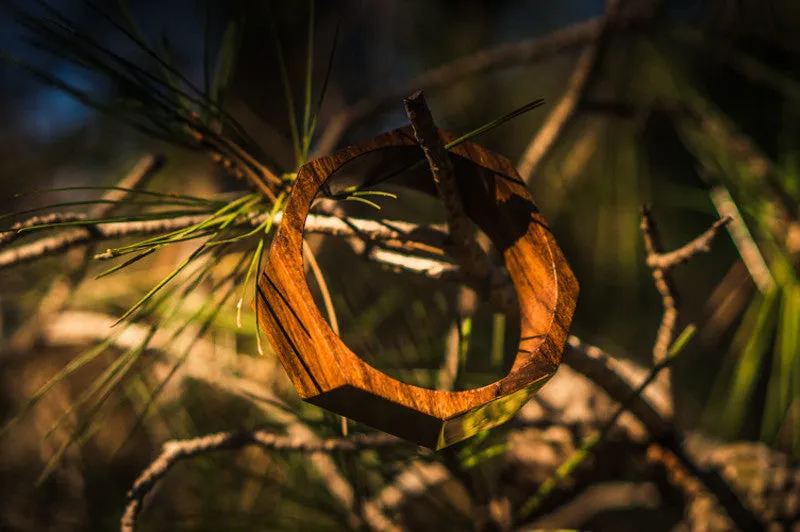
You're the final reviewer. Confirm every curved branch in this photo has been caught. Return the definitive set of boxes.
[121,430,404,532]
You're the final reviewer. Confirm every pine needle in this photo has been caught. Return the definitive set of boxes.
[300,0,315,164]
[445,98,546,150]
[267,0,302,166]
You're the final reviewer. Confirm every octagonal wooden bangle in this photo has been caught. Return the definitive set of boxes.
[256,125,578,449]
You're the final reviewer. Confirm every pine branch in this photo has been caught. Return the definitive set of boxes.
[0,214,207,270]
[0,210,449,271]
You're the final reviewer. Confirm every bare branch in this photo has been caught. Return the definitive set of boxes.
[313,2,658,157]
[0,209,450,271]
[517,0,622,183]
[645,215,732,270]
[639,207,731,398]
[640,208,680,395]
[403,90,493,282]
[364,246,462,281]
[305,213,448,254]
[121,430,403,532]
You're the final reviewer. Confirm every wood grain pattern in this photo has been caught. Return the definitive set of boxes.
[256,126,578,449]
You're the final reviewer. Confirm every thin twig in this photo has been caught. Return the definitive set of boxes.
[403,90,493,283]
[645,214,733,270]
[635,207,765,532]
[352,243,463,281]
[121,430,403,532]
[640,206,676,396]
[306,212,448,254]
[517,0,622,183]
[639,207,731,398]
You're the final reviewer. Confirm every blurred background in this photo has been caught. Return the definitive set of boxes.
[0,0,798,530]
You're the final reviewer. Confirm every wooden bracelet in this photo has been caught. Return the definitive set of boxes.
[256,126,578,449]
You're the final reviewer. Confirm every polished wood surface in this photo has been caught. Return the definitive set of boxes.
[256,126,578,449]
